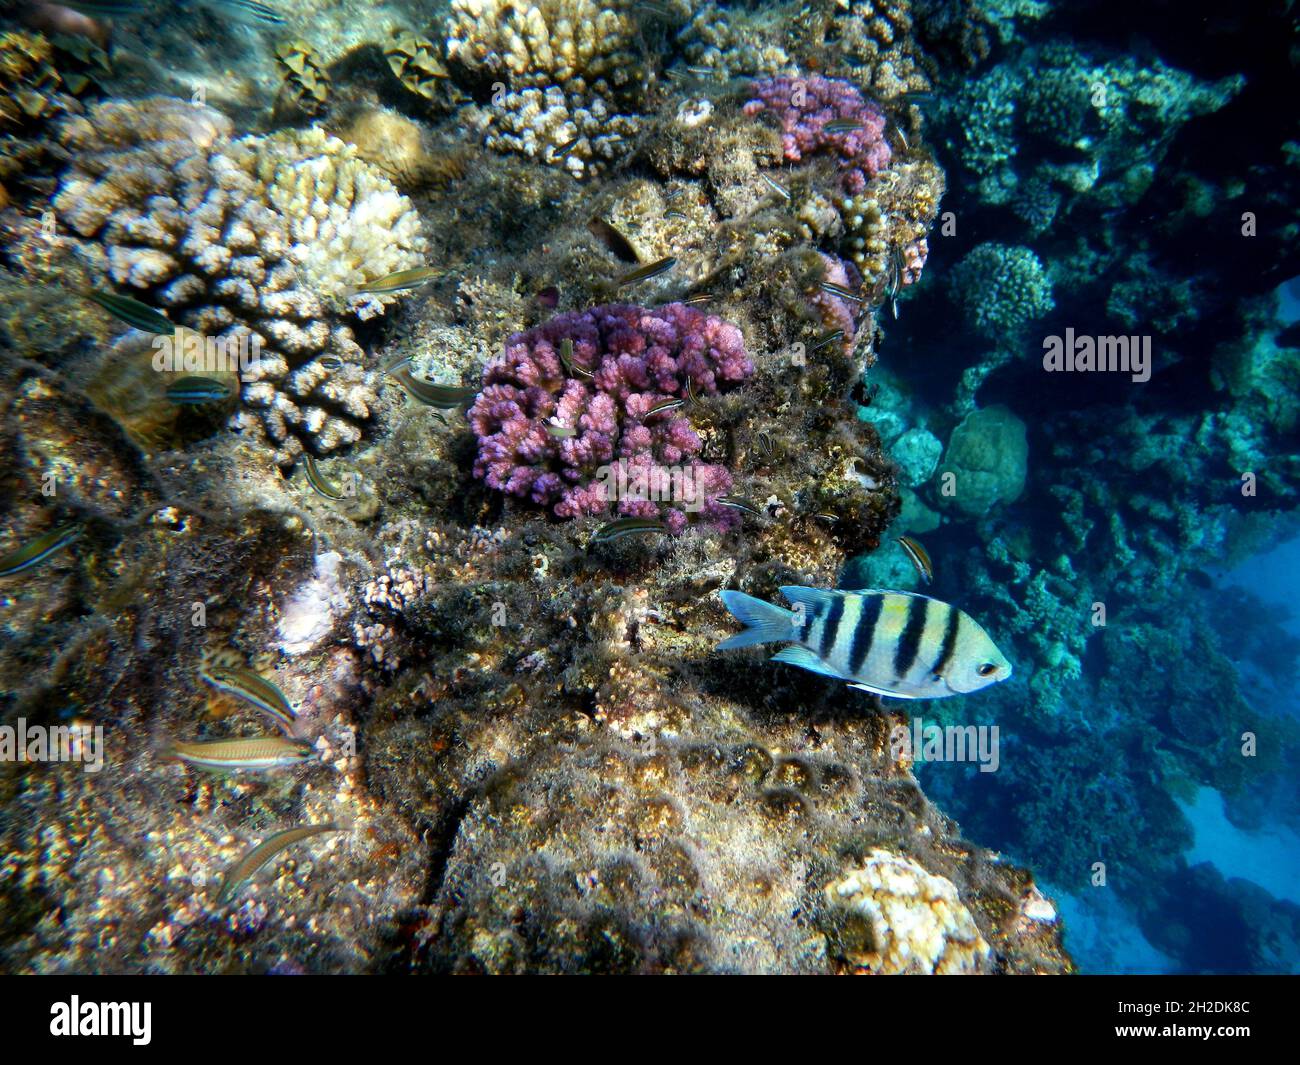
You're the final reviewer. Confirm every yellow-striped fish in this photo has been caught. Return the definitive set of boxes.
[716,587,1011,699]
[618,256,677,286]
[216,823,340,904]
[895,535,933,584]
[344,267,442,297]
[167,736,315,772]
[0,523,81,578]
[199,663,298,735]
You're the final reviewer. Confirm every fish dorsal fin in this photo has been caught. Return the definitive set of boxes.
[836,587,935,602]
[779,586,840,611]
[772,646,843,679]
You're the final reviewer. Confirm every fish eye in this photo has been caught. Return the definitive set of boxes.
[977,663,999,677]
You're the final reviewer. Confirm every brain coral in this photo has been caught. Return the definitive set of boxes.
[468,302,753,533]
[53,96,427,466]
[823,848,992,974]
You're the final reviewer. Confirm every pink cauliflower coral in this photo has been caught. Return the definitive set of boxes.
[743,75,891,194]
[468,303,754,533]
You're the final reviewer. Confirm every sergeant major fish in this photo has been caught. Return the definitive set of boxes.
[716,586,1011,699]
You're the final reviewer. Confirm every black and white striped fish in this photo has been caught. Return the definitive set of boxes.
[717,586,1012,699]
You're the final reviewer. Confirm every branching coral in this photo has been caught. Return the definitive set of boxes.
[829,0,934,96]
[743,75,892,195]
[837,154,944,288]
[446,0,648,177]
[949,241,1053,340]
[468,303,754,532]
[53,97,427,466]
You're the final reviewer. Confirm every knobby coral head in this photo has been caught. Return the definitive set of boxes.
[468,303,754,533]
[743,75,891,194]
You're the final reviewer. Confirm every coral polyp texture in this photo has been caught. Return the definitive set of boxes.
[445,0,641,89]
[824,848,993,974]
[447,0,647,176]
[743,75,892,195]
[52,96,427,466]
[468,303,754,531]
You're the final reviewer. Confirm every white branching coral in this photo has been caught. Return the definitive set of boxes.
[53,97,426,466]
[824,849,992,973]
[445,0,642,92]
[445,0,647,176]
[677,1,797,78]
[476,85,640,178]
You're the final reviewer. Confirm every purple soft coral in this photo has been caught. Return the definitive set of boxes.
[743,75,891,194]
[469,303,754,533]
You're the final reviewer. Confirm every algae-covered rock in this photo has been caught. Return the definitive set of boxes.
[939,404,1029,517]
[893,426,943,487]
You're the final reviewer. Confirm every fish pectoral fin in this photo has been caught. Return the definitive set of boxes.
[847,681,922,700]
[772,646,843,680]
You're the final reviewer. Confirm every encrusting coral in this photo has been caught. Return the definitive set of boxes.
[823,848,993,974]
[52,96,426,466]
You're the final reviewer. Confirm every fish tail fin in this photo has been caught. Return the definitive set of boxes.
[717,590,795,650]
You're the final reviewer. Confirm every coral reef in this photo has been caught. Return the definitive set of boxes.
[52,96,426,466]
[446,0,649,177]
[0,0,1113,978]
[823,848,992,973]
[938,405,1028,517]
[468,302,753,531]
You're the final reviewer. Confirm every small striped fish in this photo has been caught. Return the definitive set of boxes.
[200,0,287,27]
[895,535,933,584]
[717,586,1011,699]
[165,376,232,405]
[618,256,677,286]
[216,823,339,904]
[168,736,315,772]
[389,367,478,409]
[303,454,345,501]
[199,664,298,735]
[0,523,81,578]
[83,289,174,335]
[345,266,441,296]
